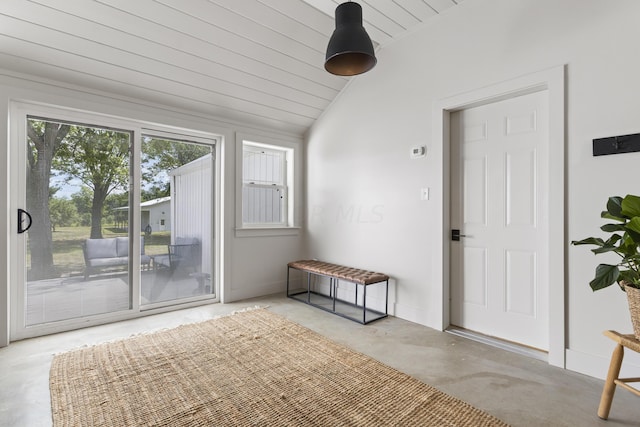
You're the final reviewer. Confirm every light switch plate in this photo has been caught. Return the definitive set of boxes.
[421,188,429,200]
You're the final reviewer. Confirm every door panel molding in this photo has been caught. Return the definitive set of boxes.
[433,65,566,368]
[450,91,549,351]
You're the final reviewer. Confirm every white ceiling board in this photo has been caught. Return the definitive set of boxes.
[423,0,458,13]
[265,0,336,36]
[98,0,346,90]
[211,0,330,50]
[156,0,323,66]
[394,0,440,22]
[297,0,340,22]
[363,0,423,30]
[0,0,467,135]
[299,0,459,45]
[0,13,324,118]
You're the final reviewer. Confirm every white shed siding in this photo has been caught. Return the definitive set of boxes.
[146,200,171,232]
[170,154,213,276]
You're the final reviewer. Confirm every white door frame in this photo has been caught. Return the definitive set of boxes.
[433,65,566,368]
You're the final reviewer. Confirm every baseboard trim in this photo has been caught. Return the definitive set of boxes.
[226,281,285,302]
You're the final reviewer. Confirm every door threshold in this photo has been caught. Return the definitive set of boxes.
[445,326,548,362]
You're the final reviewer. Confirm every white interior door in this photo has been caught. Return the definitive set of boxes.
[450,90,549,351]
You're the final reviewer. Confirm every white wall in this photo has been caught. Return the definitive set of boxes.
[229,131,306,301]
[0,70,305,346]
[305,0,640,378]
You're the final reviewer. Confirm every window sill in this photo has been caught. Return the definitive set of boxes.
[234,227,301,238]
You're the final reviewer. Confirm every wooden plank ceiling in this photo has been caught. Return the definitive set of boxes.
[0,0,463,135]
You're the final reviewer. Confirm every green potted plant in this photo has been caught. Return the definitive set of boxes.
[572,194,640,339]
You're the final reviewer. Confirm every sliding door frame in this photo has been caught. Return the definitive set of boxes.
[9,100,221,341]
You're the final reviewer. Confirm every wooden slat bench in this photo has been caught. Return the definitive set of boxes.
[286,260,389,324]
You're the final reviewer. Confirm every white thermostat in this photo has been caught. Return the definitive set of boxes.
[410,145,426,159]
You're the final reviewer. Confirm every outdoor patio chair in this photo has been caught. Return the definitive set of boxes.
[153,237,200,274]
[83,236,150,279]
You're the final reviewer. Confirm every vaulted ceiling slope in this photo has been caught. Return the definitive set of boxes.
[0,0,463,135]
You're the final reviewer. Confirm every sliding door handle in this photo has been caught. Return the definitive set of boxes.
[18,209,32,234]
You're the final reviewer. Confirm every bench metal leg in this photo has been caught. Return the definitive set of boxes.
[363,283,367,324]
[286,266,290,297]
[332,278,336,312]
[385,279,389,315]
[355,283,358,307]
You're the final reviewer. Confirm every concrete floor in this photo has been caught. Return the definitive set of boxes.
[0,294,638,426]
[26,270,212,326]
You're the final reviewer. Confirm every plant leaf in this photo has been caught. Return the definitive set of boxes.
[589,264,619,291]
[601,223,626,233]
[621,194,640,218]
[592,245,620,254]
[618,235,640,258]
[606,196,624,219]
[591,235,622,254]
[602,211,626,221]
[607,234,623,244]
[621,254,640,265]
[624,217,640,244]
[571,237,605,246]
[620,270,640,286]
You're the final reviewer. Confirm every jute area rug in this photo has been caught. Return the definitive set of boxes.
[50,309,509,426]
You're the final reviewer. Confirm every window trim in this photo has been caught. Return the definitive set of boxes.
[235,133,300,237]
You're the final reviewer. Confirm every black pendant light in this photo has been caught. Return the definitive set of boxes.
[325,2,376,76]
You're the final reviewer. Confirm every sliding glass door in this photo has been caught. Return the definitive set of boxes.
[22,117,134,327]
[10,103,218,340]
[139,134,215,308]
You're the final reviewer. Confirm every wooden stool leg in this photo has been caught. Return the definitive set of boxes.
[598,343,624,419]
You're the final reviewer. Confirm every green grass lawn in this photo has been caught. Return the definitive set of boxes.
[34,226,171,276]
